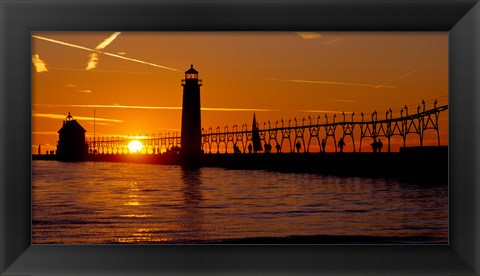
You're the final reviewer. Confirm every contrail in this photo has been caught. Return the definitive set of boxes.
[33,112,123,123]
[322,37,344,46]
[328,99,358,103]
[35,104,182,110]
[32,54,48,73]
[34,104,267,111]
[32,35,181,72]
[297,32,322,39]
[32,131,59,136]
[86,32,121,70]
[270,78,396,89]
[375,69,418,88]
[96,32,121,50]
[34,104,349,114]
[49,67,153,74]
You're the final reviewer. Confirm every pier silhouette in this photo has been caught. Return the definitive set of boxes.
[33,65,448,183]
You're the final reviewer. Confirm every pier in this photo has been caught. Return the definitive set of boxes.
[33,65,448,183]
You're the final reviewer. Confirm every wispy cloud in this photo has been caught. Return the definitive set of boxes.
[297,109,352,114]
[36,103,181,110]
[86,32,121,70]
[33,112,123,123]
[65,83,92,93]
[270,78,397,89]
[96,32,121,49]
[86,53,99,71]
[322,37,344,47]
[34,104,348,114]
[32,35,181,72]
[296,33,343,47]
[32,54,48,72]
[328,99,358,103]
[297,32,322,39]
[51,67,153,74]
[32,131,58,136]
[375,69,418,88]
[84,129,180,138]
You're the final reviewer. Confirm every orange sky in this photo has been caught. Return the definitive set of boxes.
[32,32,448,153]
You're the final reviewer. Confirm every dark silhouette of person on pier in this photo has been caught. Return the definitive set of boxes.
[371,139,380,153]
[264,142,272,153]
[321,139,326,153]
[378,139,383,152]
[248,143,253,154]
[233,144,242,154]
[275,142,281,153]
[338,138,345,153]
[295,141,301,153]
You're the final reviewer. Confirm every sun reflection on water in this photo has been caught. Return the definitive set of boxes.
[120,214,151,218]
[32,161,448,244]
[125,181,141,206]
[115,228,173,243]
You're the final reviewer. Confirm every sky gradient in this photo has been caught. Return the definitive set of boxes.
[32,32,448,153]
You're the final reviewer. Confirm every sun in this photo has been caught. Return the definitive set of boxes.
[128,140,143,153]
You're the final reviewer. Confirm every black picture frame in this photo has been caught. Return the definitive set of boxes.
[1,0,479,275]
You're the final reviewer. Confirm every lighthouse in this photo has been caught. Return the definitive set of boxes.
[180,65,202,167]
[56,112,88,161]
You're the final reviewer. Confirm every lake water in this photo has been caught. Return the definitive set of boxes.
[32,160,448,244]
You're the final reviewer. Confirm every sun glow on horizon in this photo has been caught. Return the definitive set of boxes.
[128,140,143,153]
[32,32,448,154]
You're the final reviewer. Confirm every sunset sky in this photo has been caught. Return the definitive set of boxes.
[32,32,448,153]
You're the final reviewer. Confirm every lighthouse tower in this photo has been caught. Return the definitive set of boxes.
[180,65,202,167]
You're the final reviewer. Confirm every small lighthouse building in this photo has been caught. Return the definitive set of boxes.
[56,112,88,161]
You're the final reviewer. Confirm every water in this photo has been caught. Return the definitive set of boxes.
[32,161,448,244]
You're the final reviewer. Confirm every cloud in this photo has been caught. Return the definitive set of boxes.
[51,67,152,74]
[375,69,418,88]
[95,32,121,50]
[32,35,180,72]
[32,131,58,135]
[297,32,322,39]
[33,112,123,123]
[32,54,48,73]
[33,104,348,114]
[328,99,358,103]
[86,32,121,70]
[84,130,180,138]
[322,38,344,47]
[296,33,343,47]
[294,109,352,114]
[270,78,397,89]
[65,83,92,93]
[86,53,99,71]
